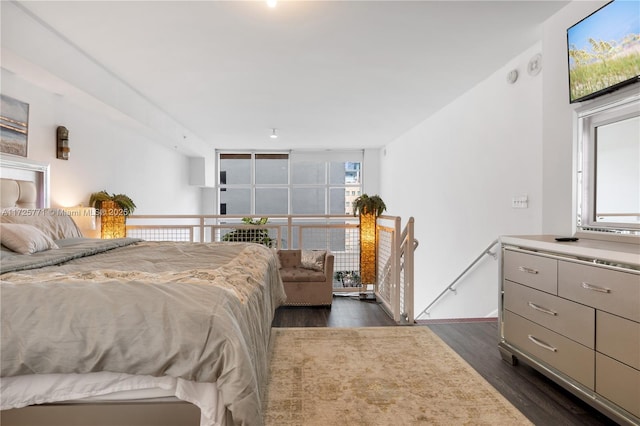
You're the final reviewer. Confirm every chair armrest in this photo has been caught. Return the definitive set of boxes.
[324,252,334,281]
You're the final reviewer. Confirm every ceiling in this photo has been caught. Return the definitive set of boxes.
[16,0,569,151]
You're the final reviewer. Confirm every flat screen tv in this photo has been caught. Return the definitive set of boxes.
[567,0,640,103]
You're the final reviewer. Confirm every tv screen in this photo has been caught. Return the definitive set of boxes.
[567,0,640,103]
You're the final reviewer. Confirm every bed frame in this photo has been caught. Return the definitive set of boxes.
[1,402,200,426]
[0,155,203,426]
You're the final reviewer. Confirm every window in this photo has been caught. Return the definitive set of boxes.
[217,151,363,215]
[576,92,640,234]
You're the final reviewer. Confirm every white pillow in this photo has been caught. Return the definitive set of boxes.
[0,208,83,240]
[301,250,326,271]
[0,223,59,254]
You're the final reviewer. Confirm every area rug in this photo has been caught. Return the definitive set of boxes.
[264,326,532,425]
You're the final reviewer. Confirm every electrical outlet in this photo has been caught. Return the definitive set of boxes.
[512,195,528,209]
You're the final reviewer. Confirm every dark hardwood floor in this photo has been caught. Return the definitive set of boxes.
[272,296,620,426]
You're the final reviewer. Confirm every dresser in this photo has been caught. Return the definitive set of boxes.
[499,235,640,426]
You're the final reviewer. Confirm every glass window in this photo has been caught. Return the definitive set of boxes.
[219,154,251,185]
[330,161,361,184]
[576,94,640,233]
[256,188,288,214]
[292,188,325,214]
[217,151,362,216]
[292,161,325,184]
[256,154,288,184]
[220,188,251,214]
[595,116,640,222]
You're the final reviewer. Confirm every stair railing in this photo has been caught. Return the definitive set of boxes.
[416,239,498,319]
[375,216,417,324]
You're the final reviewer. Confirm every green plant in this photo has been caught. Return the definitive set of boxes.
[352,194,387,216]
[89,191,136,215]
[334,270,361,287]
[222,217,274,247]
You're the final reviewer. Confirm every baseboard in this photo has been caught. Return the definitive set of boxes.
[415,317,497,324]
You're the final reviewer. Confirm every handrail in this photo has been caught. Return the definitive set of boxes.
[416,239,499,319]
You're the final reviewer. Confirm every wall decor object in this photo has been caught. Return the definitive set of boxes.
[56,126,70,160]
[0,94,29,157]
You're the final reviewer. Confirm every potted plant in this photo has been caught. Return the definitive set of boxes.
[89,191,137,216]
[334,270,362,287]
[352,194,386,286]
[352,194,387,217]
[89,191,136,239]
[222,217,275,247]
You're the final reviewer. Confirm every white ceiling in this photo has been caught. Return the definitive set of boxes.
[17,0,568,151]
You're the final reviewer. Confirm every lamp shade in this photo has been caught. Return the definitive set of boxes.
[359,212,377,285]
[64,206,97,237]
[100,200,126,239]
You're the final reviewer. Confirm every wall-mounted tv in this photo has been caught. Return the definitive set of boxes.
[567,0,640,103]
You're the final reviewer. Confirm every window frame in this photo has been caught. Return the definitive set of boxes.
[575,91,640,235]
[216,150,363,215]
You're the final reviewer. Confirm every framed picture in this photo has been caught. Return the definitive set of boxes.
[1,94,29,157]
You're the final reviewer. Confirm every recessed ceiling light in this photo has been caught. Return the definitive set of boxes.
[270,128,278,139]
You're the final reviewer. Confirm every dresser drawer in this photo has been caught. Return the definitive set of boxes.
[504,280,594,348]
[597,311,640,370]
[503,310,594,389]
[558,261,640,322]
[503,250,557,294]
[596,352,640,418]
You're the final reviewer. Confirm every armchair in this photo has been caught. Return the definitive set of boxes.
[277,249,334,307]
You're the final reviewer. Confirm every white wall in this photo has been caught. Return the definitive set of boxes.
[381,0,618,319]
[381,43,545,319]
[1,1,205,214]
[541,1,607,235]
[2,70,202,215]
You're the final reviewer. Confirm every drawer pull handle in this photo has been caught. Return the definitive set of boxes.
[527,335,557,352]
[518,266,539,275]
[581,282,611,293]
[528,302,557,316]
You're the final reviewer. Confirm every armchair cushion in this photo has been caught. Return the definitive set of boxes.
[279,268,326,282]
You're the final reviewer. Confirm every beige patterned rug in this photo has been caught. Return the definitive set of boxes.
[265,326,532,425]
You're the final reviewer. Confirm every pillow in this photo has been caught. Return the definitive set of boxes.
[0,208,83,240]
[301,250,326,272]
[0,223,59,254]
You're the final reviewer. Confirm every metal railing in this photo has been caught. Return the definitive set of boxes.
[375,216,416,324]
[416,239,498,319]
[125,214,416,322]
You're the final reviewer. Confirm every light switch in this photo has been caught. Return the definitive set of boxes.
[512,195,528,209]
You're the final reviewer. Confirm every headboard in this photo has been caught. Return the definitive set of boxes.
[0,155,50,209]
[1,179,38,208]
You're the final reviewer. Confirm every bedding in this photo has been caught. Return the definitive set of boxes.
[1,371,225,425]
[1,208,84,240]
[0,223,59,254]
[1,238,287,425]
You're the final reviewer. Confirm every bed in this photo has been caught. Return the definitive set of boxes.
[0,157,286,426]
